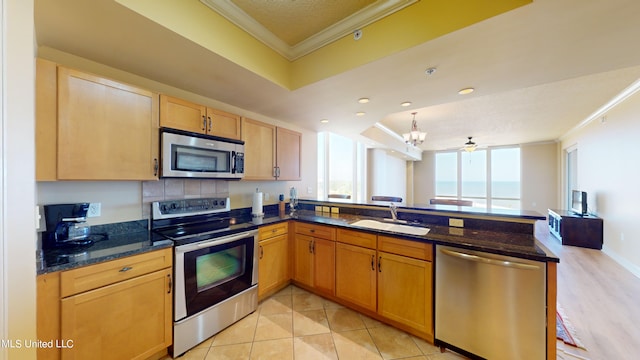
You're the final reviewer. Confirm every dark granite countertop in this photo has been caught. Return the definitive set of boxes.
[37,220,173,275]
[255,211,558,263]
[299,198,546,221]
[38,207,557,276]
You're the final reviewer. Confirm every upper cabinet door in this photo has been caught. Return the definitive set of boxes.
[207,108,241,140]
[159,94,207,134]
[159,95,241,140]
[241,117,277,180]
[57,67,159,180]
[276,127,302,181]
[36,58,58,181]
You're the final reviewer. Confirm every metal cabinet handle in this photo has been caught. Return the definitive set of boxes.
[259,245,264,259]
[371,255,375,271]
[378,257,382,272]
[167,274,172,294]
[202,115,207,131]
[119,266,132,272]
[208,116,212,132]
[308,240,313,254]
[153,158,159,177]
[312,240,315,254]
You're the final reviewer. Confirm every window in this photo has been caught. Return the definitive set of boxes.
[491,147,521,210]
[317,132,365,201]
[435,147,521,209]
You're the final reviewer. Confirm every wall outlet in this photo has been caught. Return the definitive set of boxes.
[307,186,313,194]
[88,203,101,217]
[449,218,464,227]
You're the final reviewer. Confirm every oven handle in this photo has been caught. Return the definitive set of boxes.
[175,230,258,253]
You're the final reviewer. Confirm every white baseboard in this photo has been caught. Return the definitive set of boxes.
[602,245,640,279]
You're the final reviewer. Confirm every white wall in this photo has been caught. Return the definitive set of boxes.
[412,151,436,205]
[1,0,37,358]
[366,149,407,202]
[560,87,640,277]
[521,142,558,213]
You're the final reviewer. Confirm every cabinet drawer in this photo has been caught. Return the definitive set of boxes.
[337,228,376,249]
[378,236,432,261]
[259,222,289,241]
[60,248,173,298]
[295,222,336,240]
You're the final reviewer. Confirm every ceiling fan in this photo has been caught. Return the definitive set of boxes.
[461,137,478,152]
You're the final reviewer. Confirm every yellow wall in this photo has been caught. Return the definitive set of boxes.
[116,0,531,90]
[560,86,640,276]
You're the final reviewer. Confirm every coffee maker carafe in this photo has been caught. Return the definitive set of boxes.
[43,203,92,248]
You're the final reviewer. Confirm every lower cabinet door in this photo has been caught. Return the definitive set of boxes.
[258,234,289,298]
[312,238,335,296]
[377,251,433,339]
[294,234,314,287]
[335,243,377,311]
[60,269,172,360]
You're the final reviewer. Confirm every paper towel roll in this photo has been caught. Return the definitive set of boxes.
[252,191,264,217]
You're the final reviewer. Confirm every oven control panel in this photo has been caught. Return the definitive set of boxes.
[152,197,230,220]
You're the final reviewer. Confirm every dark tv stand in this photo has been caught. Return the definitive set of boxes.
[548,209,603,249]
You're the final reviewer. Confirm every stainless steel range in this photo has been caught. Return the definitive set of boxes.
[151,197,258,358]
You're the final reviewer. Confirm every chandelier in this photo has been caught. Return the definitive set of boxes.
[402,112,427,146]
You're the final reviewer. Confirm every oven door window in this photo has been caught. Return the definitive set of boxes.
[173,145,230,173]
[183,235,255,317]
[196,246,245,292]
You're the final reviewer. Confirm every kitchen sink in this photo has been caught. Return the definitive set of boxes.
[350,219,430,236]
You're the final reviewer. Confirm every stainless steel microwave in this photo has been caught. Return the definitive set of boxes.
[160,128,244,179]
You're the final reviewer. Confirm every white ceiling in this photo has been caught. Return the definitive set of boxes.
[34,0,640,153]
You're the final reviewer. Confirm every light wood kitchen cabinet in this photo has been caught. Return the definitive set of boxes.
[335,242,377,311]
[57,248,173,360]
[51,65,159,180]
[258,222,290,300]
[241,117,301,180]
[293,223,336,296]
[377,236,433,341]
[36,58,58,181]
[37,272,61,360]
[159,94,241,140]
[275,127,302,180]
[335,229,377,311]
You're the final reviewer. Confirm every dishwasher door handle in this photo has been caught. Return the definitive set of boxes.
[440,248,540,270]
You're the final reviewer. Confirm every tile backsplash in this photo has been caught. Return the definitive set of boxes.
[142,179,229,218]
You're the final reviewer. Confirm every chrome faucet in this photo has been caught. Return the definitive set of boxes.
[389,203,398,221]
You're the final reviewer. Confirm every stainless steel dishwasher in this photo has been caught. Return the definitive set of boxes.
[435,245,546,360]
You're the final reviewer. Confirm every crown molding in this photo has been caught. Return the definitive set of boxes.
[200,0,418,61]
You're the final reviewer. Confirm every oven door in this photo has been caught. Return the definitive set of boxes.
[174,230,258,321]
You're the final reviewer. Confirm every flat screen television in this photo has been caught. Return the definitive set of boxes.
[571,190,588,216]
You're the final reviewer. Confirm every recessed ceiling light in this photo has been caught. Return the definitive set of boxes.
[356,112,366,116]
[400,101,412,107]
[320,119,329,123]
[358,97,370,104]
[425,67,437,76]
[458,87,475,95]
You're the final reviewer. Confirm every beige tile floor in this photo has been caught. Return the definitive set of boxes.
[171,285,468,360]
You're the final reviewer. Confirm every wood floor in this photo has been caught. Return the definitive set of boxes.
[535,221,640,360]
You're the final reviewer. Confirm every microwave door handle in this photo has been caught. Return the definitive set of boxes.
[231,151,236,173]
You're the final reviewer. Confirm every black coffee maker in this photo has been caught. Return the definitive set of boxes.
[42,203,92,249]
